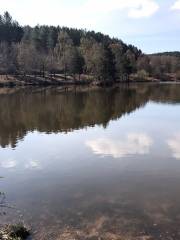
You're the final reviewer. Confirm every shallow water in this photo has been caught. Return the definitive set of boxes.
[0,84,180,239]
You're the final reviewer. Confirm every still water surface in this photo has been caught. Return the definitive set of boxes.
[0,84,180,239]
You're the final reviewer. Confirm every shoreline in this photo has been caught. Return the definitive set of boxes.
[0,74,179,88]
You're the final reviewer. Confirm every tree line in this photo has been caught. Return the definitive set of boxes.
[0,11,180,83]
[138,54,180,80]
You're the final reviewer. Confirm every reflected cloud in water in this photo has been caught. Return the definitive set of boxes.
[167,134,180,160]
[25,160,41,169]
[86,133,153,158]
[0,159,17,169]
[0,158,41,170]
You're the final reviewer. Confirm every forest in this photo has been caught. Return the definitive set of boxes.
[0,11,180,85]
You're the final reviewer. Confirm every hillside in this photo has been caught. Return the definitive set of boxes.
[150,52,180,57]
[0,11,180,86]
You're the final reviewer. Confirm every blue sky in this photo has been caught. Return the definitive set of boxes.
[1,0,180,53]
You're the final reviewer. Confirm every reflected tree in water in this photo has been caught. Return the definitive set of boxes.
[0,84,180,148]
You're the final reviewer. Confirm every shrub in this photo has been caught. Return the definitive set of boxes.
[136,70,149,80]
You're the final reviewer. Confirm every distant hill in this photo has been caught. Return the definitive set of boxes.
[149,52,180,58]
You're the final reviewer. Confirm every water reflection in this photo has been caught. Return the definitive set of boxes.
[0,84,180,240]
[0,159,16,169]
[168,134,180,160]
[0,157,41,170]
[0,84,180,149]
[86,133,153,158]
[25,160,41,170]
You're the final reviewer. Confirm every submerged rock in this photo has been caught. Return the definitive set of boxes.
[0,224,30,240]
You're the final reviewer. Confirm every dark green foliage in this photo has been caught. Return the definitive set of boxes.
[0,224,30,240]
[0,12,23,43]
[7,224,30,239]
[66,47,84,78]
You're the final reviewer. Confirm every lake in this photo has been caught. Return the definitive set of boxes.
[0,84,180,240]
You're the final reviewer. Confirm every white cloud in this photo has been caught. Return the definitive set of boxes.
[0,0,159,27]
[0,159,16,169]
[86,133,153,158]
[171,0,180,10]
[83,0,159,18]
[167,134,180,159]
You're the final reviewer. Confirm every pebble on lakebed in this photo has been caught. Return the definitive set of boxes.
[0,224,30,240]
